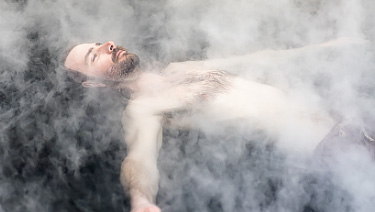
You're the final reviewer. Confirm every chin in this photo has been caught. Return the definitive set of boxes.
[105,54,140,81]
[122,53,139,74]
[126,53,140,69]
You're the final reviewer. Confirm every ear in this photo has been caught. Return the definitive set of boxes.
[81,80,107,88]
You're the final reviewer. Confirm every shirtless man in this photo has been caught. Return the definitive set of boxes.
[64,41,338,212]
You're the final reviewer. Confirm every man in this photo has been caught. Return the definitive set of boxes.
[64,41,337,212]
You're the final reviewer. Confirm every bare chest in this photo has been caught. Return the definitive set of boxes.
[131,70,234,114]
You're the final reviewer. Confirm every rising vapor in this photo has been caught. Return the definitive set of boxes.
[0,0,374,212]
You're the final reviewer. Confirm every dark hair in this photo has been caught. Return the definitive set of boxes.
[66,69,89,84]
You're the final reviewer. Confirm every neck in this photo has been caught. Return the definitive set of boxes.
[115,69,165,94]
[114,71,143,92]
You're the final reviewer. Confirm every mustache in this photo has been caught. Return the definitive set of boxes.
[112,46,128,63]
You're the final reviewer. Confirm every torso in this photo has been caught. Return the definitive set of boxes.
[129,69,235,114]
[126,68,334,153]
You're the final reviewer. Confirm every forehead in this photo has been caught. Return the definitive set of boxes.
[64,43,96,72]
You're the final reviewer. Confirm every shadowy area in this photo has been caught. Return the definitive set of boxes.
[158,129,359,212]
[0,26,130,212]
[1,1,375,212]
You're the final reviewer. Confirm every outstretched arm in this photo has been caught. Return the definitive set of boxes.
[121,102,163,212]
[164,37,366,75]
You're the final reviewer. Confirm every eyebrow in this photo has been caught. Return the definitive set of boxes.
[85,47,94,65]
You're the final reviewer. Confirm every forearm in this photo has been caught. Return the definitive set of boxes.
[120,156,159,203]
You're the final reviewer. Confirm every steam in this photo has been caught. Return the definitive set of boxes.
[1,0,374,212]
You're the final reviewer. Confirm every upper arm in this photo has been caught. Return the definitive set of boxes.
[122,100,164,161]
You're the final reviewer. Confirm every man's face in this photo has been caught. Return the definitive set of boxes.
[64,41,139,81]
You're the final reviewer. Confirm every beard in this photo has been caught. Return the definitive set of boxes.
[104,46,140,81]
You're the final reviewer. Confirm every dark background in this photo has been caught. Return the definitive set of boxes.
[1,0,375,211]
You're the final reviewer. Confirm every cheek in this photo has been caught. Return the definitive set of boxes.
[96,59,114,74]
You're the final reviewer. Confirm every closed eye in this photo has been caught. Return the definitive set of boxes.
[92,54,98,62]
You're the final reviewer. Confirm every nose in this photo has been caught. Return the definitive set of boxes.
[98,41,115,54]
